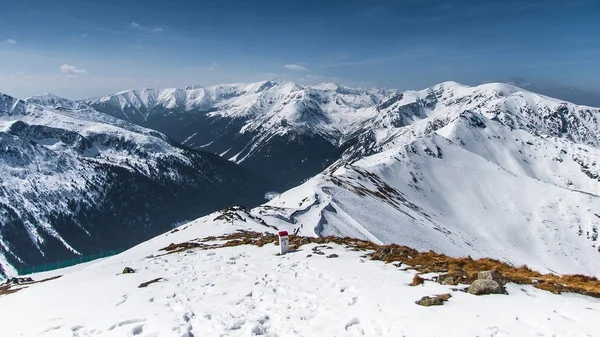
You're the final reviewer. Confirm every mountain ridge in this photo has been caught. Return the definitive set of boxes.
[82,80,600,192]
[7,80,600,277]
[0,92,264,277]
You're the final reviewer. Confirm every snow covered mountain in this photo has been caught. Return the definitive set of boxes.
[81,81,600,276]
[3,81,600,335]
[84,81,395,190]
[343,81,600,162]
[85,80,600,192]
[0,93,263,277]
[254,111,600,276]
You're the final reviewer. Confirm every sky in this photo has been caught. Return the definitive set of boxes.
[0,0,599,100]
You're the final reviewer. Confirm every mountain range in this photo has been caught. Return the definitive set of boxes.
[2,79,600,277]
[84,81,395,190]
[0,93,263,276]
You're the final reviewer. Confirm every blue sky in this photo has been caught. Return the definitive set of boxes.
[0,0,599,99]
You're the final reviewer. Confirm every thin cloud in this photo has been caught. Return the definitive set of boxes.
[304,74,325,79]
[81,33,88,39]
[5,39,17,44]
[284,64,309,71]
[129,22,164,33]
[60,64,88,77]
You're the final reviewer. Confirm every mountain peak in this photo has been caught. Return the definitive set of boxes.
[183,84,203,90]
[26,93,80,109]
[0,92,27,116]
[311,82,342,91]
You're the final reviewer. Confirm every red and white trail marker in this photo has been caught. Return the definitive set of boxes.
[279,231,290,255]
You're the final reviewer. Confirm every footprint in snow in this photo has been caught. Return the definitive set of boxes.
[345,318,361,331]
[41,325,63,333]
[183,311,195,323]
[116,294,128,306]
[108,318,147,331]
[131,324,144,335]
[252,323,268,335]
[229,319,245,330]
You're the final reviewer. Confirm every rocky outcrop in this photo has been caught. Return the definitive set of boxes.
[468,270,507,295]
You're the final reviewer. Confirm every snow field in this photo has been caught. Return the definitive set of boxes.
[0,217,598,337]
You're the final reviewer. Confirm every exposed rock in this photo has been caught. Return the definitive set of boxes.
[477,270,507,286]
[3,277,34,285]
[326,254,339,258]
[468,279,504,295]
[441,276,455,285]
[138,278,163,288]
[415,294,451,306]
[301,237,311,244]
[122,267,135,274]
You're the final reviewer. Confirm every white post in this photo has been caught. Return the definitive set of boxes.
[279,231,290,255]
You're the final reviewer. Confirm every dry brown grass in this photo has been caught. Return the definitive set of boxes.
[0,275,62,297]
[411,274,425,286]
[0,284,22,296]
[159,231,276,256]
[159,230,600,298]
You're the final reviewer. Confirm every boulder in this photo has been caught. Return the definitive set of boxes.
[468,279,504,295]
[441,276,455,285]
[415,294,451,306]
[122,267,135,274]
[477,270,506,286]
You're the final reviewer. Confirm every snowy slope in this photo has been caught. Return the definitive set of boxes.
[254,111,600,277]
[344,81,600,163]
[84,80,394,190]
[81,81,600,276]
[0,93,263,277]
[85,81,600,192]
[0,211,598,337]
[84,80,388,137]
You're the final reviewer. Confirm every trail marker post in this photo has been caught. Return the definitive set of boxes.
[279,231,290,255]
